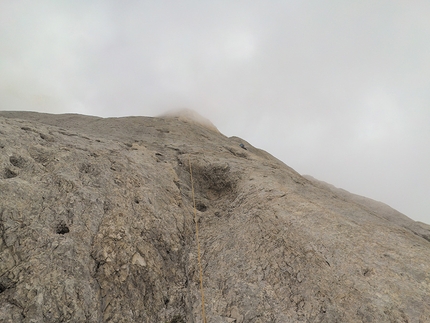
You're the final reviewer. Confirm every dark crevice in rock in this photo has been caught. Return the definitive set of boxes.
[58,130,79,137]
[408,228,430,243]
[0,278,16,294]
[9,156,26,168]
[168,315,185,323]
[225,146,249,158]
[21,126,34,132]
[94,259,105,274]
[56,222,70,234]
[174,181,181,190]
[37,132,55,142]
[4,168,18,179]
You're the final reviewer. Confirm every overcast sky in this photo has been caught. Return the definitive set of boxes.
[1,0,430,224]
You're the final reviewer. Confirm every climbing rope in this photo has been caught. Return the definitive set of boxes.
[188,156,207,323]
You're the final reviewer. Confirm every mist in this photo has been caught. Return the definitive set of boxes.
[1,0,429,224]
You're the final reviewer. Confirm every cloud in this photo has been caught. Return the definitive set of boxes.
[1,0,430,224]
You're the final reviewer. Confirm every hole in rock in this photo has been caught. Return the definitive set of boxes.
[0,284,5,294]
[134,198,140,204]
[56,222,70,234]
[4,168,17,179]
[196,203,207,212]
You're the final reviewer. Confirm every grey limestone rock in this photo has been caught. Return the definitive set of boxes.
[0,111,429,322]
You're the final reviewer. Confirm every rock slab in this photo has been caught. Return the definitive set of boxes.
[0,111,429,322]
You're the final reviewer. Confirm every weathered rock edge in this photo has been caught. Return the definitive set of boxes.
[0,111,429,323]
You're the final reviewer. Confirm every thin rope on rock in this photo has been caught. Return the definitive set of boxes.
[188,155,207,323]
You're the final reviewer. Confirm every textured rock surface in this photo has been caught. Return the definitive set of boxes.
[303,175,430,243]
[0,111,429,323]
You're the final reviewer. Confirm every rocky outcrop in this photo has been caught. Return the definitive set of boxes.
[0,111,429,322]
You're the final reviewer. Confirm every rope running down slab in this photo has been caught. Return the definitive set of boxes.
[188,156,207,323]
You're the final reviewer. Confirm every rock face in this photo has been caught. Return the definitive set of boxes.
[0,111,429,323]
